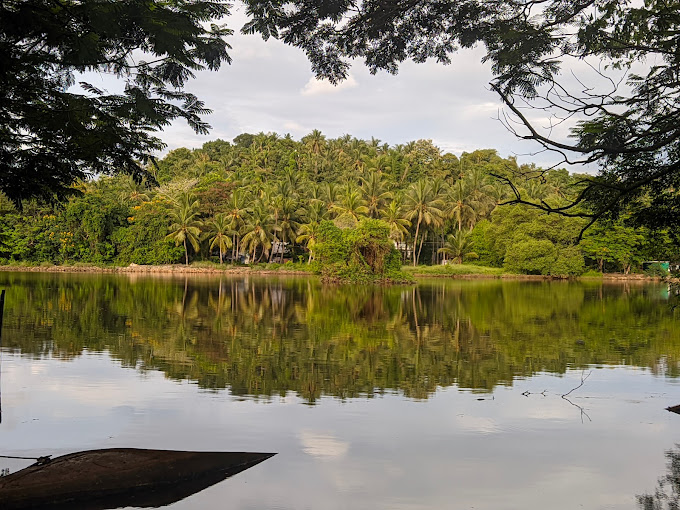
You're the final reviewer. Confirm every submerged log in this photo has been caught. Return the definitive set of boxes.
[0,448,275,509]
[666,404,680,415]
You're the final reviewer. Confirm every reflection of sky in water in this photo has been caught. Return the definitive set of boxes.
[0,351,677,510]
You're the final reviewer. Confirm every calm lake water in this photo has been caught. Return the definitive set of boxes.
[1,272,680,509]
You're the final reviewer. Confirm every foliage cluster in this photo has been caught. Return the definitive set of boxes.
[0,133,675,276]
[1,0,231,205]
[242,0,680,235]
[314,220,412,283]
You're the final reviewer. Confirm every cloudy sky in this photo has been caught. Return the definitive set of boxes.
[154,5,581,170]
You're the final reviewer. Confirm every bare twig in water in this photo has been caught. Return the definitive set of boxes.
[522,389,547,397]
[562,395,592,423]
[560,370,593,423]
[562,370,591,398]
[521,371,593,423]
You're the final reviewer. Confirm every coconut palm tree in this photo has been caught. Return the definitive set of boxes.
[447,179,478,231]
[438,230,478,264]
[382,197,411,261]
[331,185,369,226]
[360,170,392,218]
[118,175,151,205]
[241,202,275,263]
[296,221,322,263]
[277,197,304,262]
[303,129,326,177]
[403,179,445,266]
[322,182,340,213]
[382,196,410,243]
[207,214,235,264]
[166,194,203,265]
[226,189,250,261]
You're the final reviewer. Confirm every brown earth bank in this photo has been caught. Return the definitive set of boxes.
[0,264,313,275]
[0,264,665,282]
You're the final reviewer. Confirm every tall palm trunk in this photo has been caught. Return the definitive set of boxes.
[417,230,427,265]
[184,238,189,266]
[412,214,422,266]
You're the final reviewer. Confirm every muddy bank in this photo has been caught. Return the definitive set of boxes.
[0,264,664,281]
[0,264,313,276]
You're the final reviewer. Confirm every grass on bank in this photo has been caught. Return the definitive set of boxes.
[402,264,505,276]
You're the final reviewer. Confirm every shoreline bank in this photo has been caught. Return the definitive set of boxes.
[0,264,664,281]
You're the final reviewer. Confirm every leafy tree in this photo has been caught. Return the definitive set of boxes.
[241,0,680,234]
[114,200,183,265]
[2,0,232,205]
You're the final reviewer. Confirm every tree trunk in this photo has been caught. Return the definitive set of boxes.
[219,245,223,264]
[184,238,189,266]
[412,217,421,266]
[268,241,275,263]
[417,230,426,266]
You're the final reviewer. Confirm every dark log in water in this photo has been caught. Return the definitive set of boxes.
[0,448,275,509]
[667,404,680,415]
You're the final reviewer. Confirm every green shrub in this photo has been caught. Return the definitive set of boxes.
[314,219,413,283]
[645,263,668,277]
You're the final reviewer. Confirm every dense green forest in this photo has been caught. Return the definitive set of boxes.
[0,132,676,276]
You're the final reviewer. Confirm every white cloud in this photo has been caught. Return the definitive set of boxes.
[301,75,358,96]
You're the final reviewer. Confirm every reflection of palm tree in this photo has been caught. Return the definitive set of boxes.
[166,194,202,265]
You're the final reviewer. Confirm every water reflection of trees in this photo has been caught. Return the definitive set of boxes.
[637,445,680,510]
[1,273,679,402]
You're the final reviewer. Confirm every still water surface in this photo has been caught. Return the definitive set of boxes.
[1,272,679,509]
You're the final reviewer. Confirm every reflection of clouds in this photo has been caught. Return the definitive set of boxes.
[525,403,581,421]
[299,430,349,459]
[30,364,48,376]
[454,415,500,434]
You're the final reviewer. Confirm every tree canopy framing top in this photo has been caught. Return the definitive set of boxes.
[1,0,232,205]
[242,0,680,232]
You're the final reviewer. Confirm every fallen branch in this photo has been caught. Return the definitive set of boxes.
[562,370,591,398]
